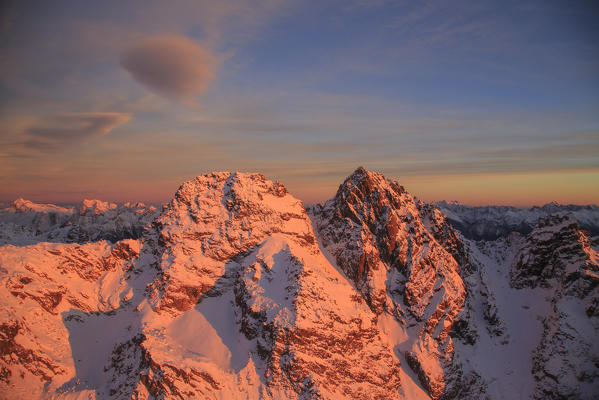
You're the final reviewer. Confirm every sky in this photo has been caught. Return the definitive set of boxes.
[0,0,598,206]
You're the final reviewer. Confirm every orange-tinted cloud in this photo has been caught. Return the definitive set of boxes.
[23,112,131,150]
[120,35,217,104]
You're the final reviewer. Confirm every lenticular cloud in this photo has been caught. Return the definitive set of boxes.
[120,35,217,104]
[23,112,131,150]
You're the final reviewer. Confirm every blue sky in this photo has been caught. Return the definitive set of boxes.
[1,0,598,205]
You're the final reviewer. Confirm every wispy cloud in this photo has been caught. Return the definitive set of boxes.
[21,112,131,151]
[121,35,217,105]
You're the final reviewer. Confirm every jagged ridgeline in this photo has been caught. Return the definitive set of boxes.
[1,168,598,399]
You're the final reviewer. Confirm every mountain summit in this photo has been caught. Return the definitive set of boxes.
[312,167,469,398]
[1,168,598,399]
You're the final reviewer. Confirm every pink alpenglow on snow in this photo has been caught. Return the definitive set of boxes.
[0,168,598,399]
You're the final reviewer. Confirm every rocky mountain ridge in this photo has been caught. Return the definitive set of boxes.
[310,167,469,398]
[437,201,599,241]
[0,198,159,245]
[1,168,597,399]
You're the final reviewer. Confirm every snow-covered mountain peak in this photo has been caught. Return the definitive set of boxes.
[2,168,598,399]
[511,214,598,295]
[147,171,316,315]
[158,171,308,247]
[347,165,386,183]
[122,172,406,397]
[437,201,599,240]
[0,199,159,246]
[7,198,73,214]
[337,166,408,206]
[313,167,469,398]
[80,199,118,215]
[169,171,292,216]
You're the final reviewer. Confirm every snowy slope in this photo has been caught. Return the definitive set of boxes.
[0,239,141,399]
[453,214,599,400]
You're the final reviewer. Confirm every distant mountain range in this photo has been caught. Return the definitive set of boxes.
[436,201,599,241]
[1,168,597,399]
[0,198,159,246]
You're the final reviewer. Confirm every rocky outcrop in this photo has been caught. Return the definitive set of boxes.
[511,215,599,295]
[312,167,467,399]
[234,235,402,399]
[510,215,599,399]
[532,304,599,400]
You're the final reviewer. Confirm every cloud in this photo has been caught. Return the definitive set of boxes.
[22,112,131,150]
[120,35,217,104]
